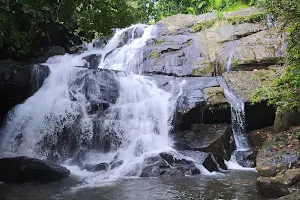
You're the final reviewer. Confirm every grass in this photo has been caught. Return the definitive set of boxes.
[227,13,266,25]
[192,20,216,32]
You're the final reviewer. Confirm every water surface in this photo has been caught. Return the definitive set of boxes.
[0,171,264,200]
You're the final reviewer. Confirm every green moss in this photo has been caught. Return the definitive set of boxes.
[186,39,193,46]
[192,20,215,32]
[154,39,164,45]
[150,51,159,59]
[295,131,300,140]
[192,63,214,76]
[227,13,265,25]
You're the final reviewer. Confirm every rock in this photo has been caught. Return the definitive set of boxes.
[32,46,66,63]
[174,124,233,168]
[69,149,87,168]
[179,150,219,172]
[82,54,102,69]
[153,7,284,77]
[274,108,300,133]
[0,156,70,183]
[272,169,300,186]
[140,155,186,177]
[143,35,207,77]
[257,169,300,198]
[233,150,255,168]
[222,70,280,102]
[110,160,124,169]
[203,87,228,105]
[0,60,50,126]
[247,127,272,160]
[247,127,273,149]
[256,141,299,177]
[84,163,109,172]
[257,176,291,198]
[70,68,120,115]
[276,190,300,200]
[140,151,219,177]
[148,75,230,130]
[117,26,145,48]
[219,29,284,70]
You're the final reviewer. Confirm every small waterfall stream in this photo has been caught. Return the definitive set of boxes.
[220,48,255,170]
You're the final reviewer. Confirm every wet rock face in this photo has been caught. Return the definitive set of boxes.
[149,75,230,130]
[82,54,102,69]
[140,151,219,177]
[31,46,66,64]
[70,68,121,115]
[0,60,49,126]
[173,124,233,169]
[143,35,209,77]
[0,156,70,183]
[84,163,109,172]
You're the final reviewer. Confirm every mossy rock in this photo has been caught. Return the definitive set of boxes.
[227,13,265,25]
[191,20,216,32]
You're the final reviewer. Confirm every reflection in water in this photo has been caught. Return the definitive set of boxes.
[0,171,264,200]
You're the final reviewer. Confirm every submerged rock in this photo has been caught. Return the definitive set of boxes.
[0,156,70,183]
[84,163,109,172]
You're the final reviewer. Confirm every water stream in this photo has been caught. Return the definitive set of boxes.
[0,25,214,186]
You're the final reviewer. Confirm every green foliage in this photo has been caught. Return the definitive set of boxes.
[227,13,266,25]
[137,0,258,22]
[0,0,138,59]
[253,0,300,110]
[192,20,216,32]
[150,51,159,59]
[295,131,300,140]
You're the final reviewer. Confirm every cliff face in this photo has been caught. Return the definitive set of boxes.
[152,7,284,97]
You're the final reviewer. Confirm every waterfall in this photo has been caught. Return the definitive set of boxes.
[0,24,214,185]
[222,40,240,72]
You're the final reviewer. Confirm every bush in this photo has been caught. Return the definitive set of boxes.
[0,0,137,59]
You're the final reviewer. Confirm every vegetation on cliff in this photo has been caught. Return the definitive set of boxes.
[252,0,300,110]
[0,0,259,60]
[0,0,136,59]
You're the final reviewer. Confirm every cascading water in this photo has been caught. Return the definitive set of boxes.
[0,24,213,185]
[219,80,254,170]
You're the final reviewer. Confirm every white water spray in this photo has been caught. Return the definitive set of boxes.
[0,24,213,185]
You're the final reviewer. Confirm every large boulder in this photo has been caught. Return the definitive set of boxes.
[142,35,211,76]
[203,87,228,106]
[257,169,300,198]
[173,123,233,169]
[148,75,231,130]
[256,141,299,177]
[274,108,300,133]
[0,60,49,126]
[140,151,219,177]
[0,156,70,183]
